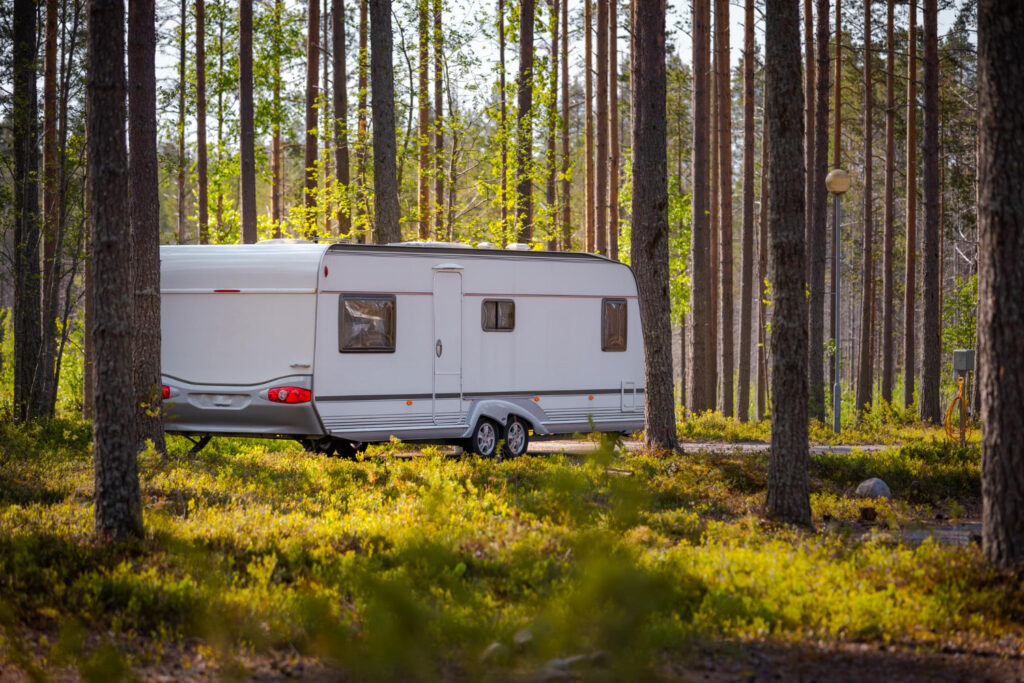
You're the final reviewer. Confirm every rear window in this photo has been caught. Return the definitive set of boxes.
[339,294,396,352]
[601,298,627,351]
[482,299,515,331]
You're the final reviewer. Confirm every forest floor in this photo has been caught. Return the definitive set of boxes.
[0,418,1021,681]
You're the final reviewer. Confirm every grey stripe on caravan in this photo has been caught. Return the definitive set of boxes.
[315,388,647,402]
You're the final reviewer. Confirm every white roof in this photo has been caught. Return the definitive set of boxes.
[160,243,330,292]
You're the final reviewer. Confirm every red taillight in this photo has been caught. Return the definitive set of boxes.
[161,385,170,400]
[267,387,311,404]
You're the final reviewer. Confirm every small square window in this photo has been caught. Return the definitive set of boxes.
[482,299,515,331]
[601,298,627,351]
[339,295,396,352]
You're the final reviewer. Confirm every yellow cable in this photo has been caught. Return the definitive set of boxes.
[944,376,971,443]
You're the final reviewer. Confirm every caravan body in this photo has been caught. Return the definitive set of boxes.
[160,242,646,453]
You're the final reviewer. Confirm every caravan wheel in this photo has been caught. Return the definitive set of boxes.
[501,417,529,458]
[469,418,500,458]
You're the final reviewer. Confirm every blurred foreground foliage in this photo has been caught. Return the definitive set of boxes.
[0,420,1019,680]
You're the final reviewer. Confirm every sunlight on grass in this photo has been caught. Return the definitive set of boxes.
[0,420,1018,679]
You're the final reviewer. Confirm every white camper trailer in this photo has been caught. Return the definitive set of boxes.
[160,241,646,457]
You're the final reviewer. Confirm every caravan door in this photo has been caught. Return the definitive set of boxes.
[431,267,463,424]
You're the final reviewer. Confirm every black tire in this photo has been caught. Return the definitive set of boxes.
[501,416,530,458]
[334,440,367,459]
[469,418,501,457]
[301,437,337,456]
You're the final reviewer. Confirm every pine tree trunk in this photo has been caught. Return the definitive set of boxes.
[608,0,619,260]
[417,0,431,238]
[920,0,940,423]
[196,0,209,244]
[764,0,810,527]
[12,0,42,424]
[829,0,841,389]
[177,0,187,243]
[904,0,917,410]
[856,0,874,414]
[433,0,444,237]
[39,0,59,417]
[89,0,143,540]
[710,55,719,411]
[334,0,350,234]
[128,0,166,455]
[515,0,535,241]
[881,0,895,404]
[595,0,608,255]
[304,0,321,239]
[631,0,677,451]
[757,112,769,421]
[560,0,571,249]
[738,0,755,422]
[357,0,369,237]
[322,0,333,236]
[216,11,225,231]
[808,0,829,421]
[370,0,402,243]
[689,0,713,414]
[272,0,283,234]
[239,0,258,242]
[716,0,733,417]
[585,0,595,250]
[499,0,508,238]
[546,0,559,249]
[977,0,1024,568]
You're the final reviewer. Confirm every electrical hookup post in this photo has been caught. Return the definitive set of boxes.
[946,349,976,448]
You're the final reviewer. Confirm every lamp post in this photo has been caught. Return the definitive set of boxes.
[825,168,851,434]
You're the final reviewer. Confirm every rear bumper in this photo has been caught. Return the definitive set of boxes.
[162,374,324,438]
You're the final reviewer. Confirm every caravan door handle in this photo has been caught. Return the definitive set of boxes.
[435,339,443,357]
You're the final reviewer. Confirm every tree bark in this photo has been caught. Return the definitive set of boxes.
[499,0,508,238]
[129,0,166,455]
[88,0,144,540]
[609,0,619,260]
[322,0,333,235]
[515,0,535,241]
[433,0,444,237]
[808,0,829,421]
[357,0,369,237]
[738,0,755,422]
[546,0,559,248]
[978,0,1024,568]
[764,0,811,527]
[40,0,59,417]
[561,0,571,249]
[904,0,917,410]
[596,0,608,255]
[370,0,402,243]
[632,0,677,451]
[715,0,733,417]
[585,0,595,250]
[195,0,209,244]
[829,0,841,389]
[239,0,258,242]
[757,111,769,421]
[881,0,895,404]
[334,0,350,234]
[689,0,713,414]
[920,0,940,423]
[417,0,431,238]
[272,0,283,234]
[304,0,321,239]
[856,0,874,414]
[12,0,42,424]
[177,0,187,244]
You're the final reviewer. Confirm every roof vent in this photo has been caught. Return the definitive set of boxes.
[388,240,472,248]
[505,243,532,251]
[476,241,497,249]
[257,238,314,245]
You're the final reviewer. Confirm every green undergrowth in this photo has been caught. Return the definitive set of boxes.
[0,422,1017,680]
[678,409,960,447]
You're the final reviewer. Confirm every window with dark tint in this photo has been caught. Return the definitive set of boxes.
[601,298,627,351]
[482,299,515,331]
[339,295,396,352]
